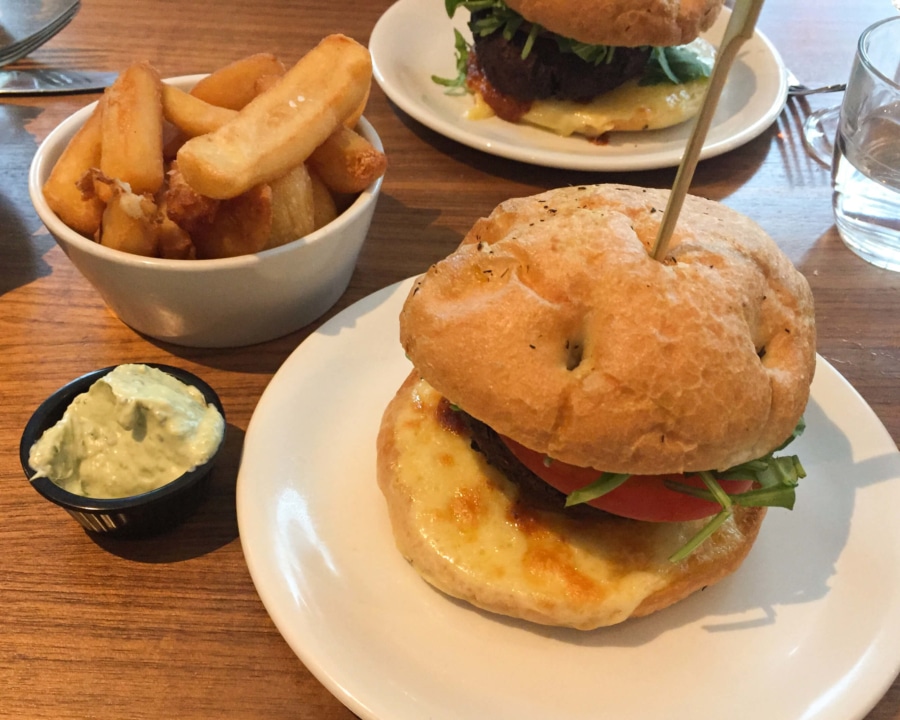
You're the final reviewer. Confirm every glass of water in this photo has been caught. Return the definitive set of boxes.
[832,16,900,272]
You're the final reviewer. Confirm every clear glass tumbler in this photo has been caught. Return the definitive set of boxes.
[831,16,900,271]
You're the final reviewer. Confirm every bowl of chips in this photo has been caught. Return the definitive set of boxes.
[28,37,385,348]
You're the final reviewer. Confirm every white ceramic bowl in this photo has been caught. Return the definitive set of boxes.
[29,75,384,348]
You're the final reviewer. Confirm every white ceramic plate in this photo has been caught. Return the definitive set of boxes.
[238,278,900,720]
[370,0,788,171]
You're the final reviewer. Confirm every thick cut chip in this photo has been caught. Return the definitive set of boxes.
[307,125,386,194]
[189,52,286,110]
[189,184,273,259]
[99,190,159,257]
[100,62,165,195]
[308,169,338,230]
[267,163,316,248]
[175,34,372,199]
[161,84,238,138]
[42,98,105,237]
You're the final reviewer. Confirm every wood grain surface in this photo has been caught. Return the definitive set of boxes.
[2,0,899,718]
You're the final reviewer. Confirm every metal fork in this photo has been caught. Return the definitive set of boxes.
[786,68,846,97]
[0,1,80,68]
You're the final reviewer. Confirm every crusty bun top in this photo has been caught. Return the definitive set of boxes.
[505,0,724,47]
[400,184,816,475]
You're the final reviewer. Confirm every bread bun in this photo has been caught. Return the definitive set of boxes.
[377,371,767,629]
[400,184,816,475]
[505,0,724,47]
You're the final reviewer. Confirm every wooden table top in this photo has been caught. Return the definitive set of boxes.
[2,0,899,717]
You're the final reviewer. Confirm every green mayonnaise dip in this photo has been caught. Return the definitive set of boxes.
[28,364,225,499]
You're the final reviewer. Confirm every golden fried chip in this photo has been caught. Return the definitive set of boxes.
[307,124,386,194]
[99,191,159,257]
[42,98,105,237]
[161,84,237,138]
[253,73,281,97]
[343,82,370,129]
[176,34,372,199]
[190,53,286,110]
[155,205,196,259]
[162,163,220,229]
[308,168,338,231]
[100,62,165,195]
[190,184,273,259]
[267,163,316,249]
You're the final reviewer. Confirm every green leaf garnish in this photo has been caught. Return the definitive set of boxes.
[665,474,798,510]
[669,510,731,563]
[731,485,796,510]
[639,45,713,86]
[561,40,616,65]
[699,470,733,509]
[441,0,615,65]
[446,0,531,45]
[774,415,806,451]
[431,29,472,93]
[564,472,631,507]
[564,417,808,560]
[435,0,712,96]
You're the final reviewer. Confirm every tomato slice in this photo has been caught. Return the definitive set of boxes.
[500,435,753,522]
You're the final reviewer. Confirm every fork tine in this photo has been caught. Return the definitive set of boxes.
[0,1,80,67]
[0,26,65,63]
[28,2,80,42]
[20,12,78,51]
[0,15,74,64]
[3,4,78,52]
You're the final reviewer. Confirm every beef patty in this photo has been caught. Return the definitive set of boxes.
[469,10,651,103]
[464,411,607,520]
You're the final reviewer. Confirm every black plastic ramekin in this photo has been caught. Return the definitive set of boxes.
[20,364,226,537]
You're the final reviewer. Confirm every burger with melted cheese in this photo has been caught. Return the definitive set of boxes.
[433,0,722,137]
[377,184,816,630]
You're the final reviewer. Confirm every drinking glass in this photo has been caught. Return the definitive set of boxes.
[830,16,900,271]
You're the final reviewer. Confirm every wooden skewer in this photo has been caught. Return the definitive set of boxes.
[652,0,768,260]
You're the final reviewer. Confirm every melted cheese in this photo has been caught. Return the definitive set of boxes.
[377,374,759,629]
[525,78,709,137]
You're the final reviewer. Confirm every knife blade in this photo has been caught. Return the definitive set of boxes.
[0,68,117,95]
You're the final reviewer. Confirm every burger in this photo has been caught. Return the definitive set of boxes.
[432,0,722,138]
[376,184,816,630]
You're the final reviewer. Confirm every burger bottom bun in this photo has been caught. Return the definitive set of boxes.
[377,372,767,630]
[505,0,724,47]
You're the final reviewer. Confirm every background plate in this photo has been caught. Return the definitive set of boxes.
[370,0,788,171]
[238,279,900,720]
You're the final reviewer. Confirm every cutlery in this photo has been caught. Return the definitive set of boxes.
[0,68,116,95]
[786,69,846,96]
[0,1,81,68]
